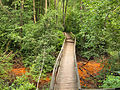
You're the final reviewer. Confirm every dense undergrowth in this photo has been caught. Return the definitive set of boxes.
[0,4,64,89]
[66,0,120,88]
[0,0,120,89]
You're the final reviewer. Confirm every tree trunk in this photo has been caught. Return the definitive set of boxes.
[0,0,3,7]
[65,0,68,18]
[48,0,50,7]
[45,0,47,14]
[55,0,60,25]
[39,0,41,15]
[54,0,57,24]
[0,0,4,8]
[33,0,36,23]
[20,0,24,36]
[54,0,56,9]
[20,0,24,26]
[21,0,24,10]
[63,0,65,29]
[64,0,68,30]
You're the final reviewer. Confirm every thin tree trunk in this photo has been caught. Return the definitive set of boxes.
[33,0,36,23]
[48,0,50,7]
[55,0,57,24]
[45,0,47,14]
[21,0,24,10]
[54,0,56,9]
[55,0,61,25]
[0,0,2,5]
[64,0,68,30]
[39,7,41,15]
[63,0,65,29]
[0,0,4,9]
[39,0,41,15]
[20,0,24,26]
[20,0,24,36]
[41,0,44,14]
[65,0,68,18]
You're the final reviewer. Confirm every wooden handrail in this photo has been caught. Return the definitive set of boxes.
[70,32,81,90]
[74,37,81,90]
[50,32,81,90]
[50,34,66,90]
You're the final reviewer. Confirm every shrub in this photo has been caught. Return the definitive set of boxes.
[100,75,120,88]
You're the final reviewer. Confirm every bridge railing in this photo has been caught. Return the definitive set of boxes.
[74,38,81,90]
[50,32,81,90]
[50,33,66,90]
[71,32,81,90]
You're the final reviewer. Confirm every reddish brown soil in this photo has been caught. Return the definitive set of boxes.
[77,56,109,88]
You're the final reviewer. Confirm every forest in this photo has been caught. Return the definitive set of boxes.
[0,0,120,89]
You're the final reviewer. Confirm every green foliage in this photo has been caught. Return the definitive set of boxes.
[0,1,64,89]
[95,51,120,88]
[0,52,14,89]
[65,1,120,88]
[108,53,120,71]
[0,5,32,51]
[100,75,120,88]
[10,76,36,90]
[19,10,64,80]
[66,0,120,59]
[1,0,120,89]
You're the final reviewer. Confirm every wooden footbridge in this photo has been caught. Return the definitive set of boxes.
[48,32,117,90]
[50,32,81,90]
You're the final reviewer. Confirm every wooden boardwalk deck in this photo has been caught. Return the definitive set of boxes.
[54,33,78,90]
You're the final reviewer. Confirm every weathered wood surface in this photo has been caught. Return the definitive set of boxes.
[54,33,78,90]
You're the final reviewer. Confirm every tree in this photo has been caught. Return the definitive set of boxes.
[65,0,68,26]
[54,0,56,9]
[39,0,41,15]
[33,0,36,23]
[45,0,47,14]
[63,0,65,29]
[63,0,68,30]
[20,0,24,26]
